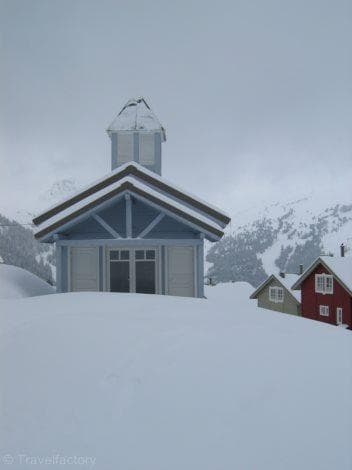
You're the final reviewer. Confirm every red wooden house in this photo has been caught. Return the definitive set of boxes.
[292,255,352,328]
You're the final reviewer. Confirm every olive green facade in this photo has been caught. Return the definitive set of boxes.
[255,277,301,316]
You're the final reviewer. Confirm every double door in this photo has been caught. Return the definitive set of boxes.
[108,248,157,294]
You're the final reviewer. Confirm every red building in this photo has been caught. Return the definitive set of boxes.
[292,256,352,328]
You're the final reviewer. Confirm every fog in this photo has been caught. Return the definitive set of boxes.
[0,0,351,217]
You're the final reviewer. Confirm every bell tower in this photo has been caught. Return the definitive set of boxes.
[106,97,166,175]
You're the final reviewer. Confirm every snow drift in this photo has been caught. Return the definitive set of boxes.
[0,264,54,299]
[1,283,351,469]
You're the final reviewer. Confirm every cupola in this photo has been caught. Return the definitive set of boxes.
[107,97,166,175]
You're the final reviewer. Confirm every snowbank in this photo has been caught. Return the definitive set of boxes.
[0,264,54,299]
[1,284,351,469]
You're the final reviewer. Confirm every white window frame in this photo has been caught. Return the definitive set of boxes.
[315,274,334,294]
[336,307,343,325]
[139,133,155,165]
[319,305,329,317]
[269,286,284,303]
[106,246,160,294]
[117,133,134,163]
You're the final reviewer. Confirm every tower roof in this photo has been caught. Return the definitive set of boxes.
[107,97,166,141]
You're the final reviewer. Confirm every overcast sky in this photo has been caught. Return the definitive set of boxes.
[0,0,351,219]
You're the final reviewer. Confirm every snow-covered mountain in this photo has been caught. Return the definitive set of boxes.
[207,194,352,287]
[0,179,78,283]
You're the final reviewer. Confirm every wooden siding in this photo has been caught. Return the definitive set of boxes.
[301,264,352,327]
[257,277,301,316]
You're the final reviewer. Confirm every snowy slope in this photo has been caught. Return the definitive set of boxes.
[208,191,352,286]
[0,264,54,299]
[1,284,351,470]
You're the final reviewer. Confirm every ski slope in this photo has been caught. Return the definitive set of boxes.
[1,283,351,469]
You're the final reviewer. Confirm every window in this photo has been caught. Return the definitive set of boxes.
[139,133,155,165]
[315,274,333,294]
[336,307,343,325]
[117,133,133,163]
[269,286,284,303]
[319,305,329,317]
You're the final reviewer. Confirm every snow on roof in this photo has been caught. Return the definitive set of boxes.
[321,256,352,292]
[292,255,352,295]
[107,97,166,140]
[33,162,230,228]
[34,175,224,241]
[277,274,301,302]
[250,273,301,303]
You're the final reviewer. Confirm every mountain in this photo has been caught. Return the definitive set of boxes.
[206,195,352,287]
[0,179,78,283]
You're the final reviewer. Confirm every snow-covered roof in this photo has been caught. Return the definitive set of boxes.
[33,162,230,243]
[34,162,230,225]
[250,273,301,303]
[292,256,352,295]
[107,97,166,141]
[34,176,223,240]
[33,163,230,242]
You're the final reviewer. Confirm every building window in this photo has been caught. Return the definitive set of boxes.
[319,305,329,317]
[336,307,343,325]
[139,133,155,165]
[269,286,284,303]
[315,274,333,294]
[117,133,134,163]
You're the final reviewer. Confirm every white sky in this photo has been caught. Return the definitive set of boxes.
[0,0,351,219]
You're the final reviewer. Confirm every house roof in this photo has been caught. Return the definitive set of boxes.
[250,273,301,304]
[292,256,352,296]
[106,97,166,141]
[33,162,230,227]
[33,163,231,242]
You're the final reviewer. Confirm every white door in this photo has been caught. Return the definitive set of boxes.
[167,246,195,297]
[70,247,99,292]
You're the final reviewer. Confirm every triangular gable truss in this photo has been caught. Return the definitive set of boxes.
[34,179,224,242]
[33,163,230,228]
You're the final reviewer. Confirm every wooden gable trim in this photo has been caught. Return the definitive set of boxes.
[34,181,224,241]
[33,165,230,227]
[292,258,352,297]
[250,274,300,305]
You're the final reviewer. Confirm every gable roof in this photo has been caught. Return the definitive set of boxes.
[33,163,230,242]
[106,97,166,141]
[292,256,352,296]
[33,162,230,227]
[250,273,301,304]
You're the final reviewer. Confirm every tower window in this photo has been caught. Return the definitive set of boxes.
[139,133,155,165]
[117,133,133,163]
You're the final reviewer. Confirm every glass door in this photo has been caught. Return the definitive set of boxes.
[109,249,130,292]
[108,248,157,294]
[134,249,156,294]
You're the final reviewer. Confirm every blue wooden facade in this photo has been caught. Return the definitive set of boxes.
[34,97,230,298]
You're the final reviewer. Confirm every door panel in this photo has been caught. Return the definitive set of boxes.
[110,261,130,292]
[70,247,99,292]
[167,246,195,297]
[135,261,156,294]
[109,249,130,293]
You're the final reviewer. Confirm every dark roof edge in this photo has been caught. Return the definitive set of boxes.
[33,165,231,227]
[291,257,352,297]
[34,182,224,241]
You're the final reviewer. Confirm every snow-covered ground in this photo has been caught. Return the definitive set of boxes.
[1,283,351,469]
[0,264,54,299]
